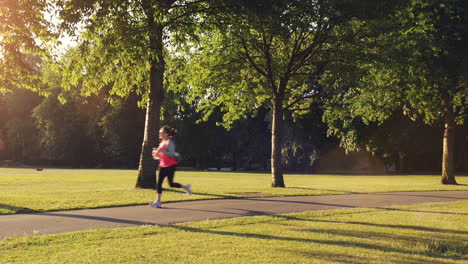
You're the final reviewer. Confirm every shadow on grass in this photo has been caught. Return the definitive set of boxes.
[164,224,466,261]
[284,225,468,260]
[240,209,468,236]
[376,207,468,216]
[287,227,450,246]
[283,250,371,264]
[284,250,460,264]
[274,214,468,235]
[0,204,37,214]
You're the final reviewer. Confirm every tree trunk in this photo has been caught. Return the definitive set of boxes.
[271,96,285,187]
[135,14,165,189]
[441,102,457,185]
[135,89,161,189]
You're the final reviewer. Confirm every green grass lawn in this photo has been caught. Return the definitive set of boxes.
[1,200,467,263]
[0,168,467,214]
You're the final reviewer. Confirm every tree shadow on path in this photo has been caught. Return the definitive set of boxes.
[374,192,468,200]
[284,187,360,194]
[244,197,360,208]
[0,204,37,214]
[39,212,154,226]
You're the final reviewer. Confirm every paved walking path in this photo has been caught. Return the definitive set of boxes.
[1,191,467,239]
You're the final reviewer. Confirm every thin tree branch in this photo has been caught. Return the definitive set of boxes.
[288,11,325,65]
[262,32,277,93]
[165,1,226,26]
[287,23,335,77]
[240,37,269,80]
[288,107,314,112]
[284,94,315,110]
[289,29,307,64]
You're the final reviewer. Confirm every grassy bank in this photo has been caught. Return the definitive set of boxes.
[1,200,467,263]
[0,168,467,214]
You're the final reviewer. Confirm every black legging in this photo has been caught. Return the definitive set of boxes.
[157,165,182,193]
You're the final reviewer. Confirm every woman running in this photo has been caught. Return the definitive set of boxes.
[150,125,191,208]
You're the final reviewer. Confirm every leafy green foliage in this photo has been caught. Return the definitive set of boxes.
[170,0,403,186]
[0,0,57,93]
[32,91,96,166]
[56,0,211,103]
[174,1,395,127]
[323,0,468,151]
[178,0,340,126]
[27,62,147,167]
[57,0,148,101]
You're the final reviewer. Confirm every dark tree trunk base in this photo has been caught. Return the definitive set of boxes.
[135,165,157,189]
[441,178,458,185]
[272,184,285,188]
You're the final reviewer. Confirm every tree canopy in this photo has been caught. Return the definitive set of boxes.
[0,0,56,93]
[175,0,397,186]
[56,0,212,188]
[323,0,467,184]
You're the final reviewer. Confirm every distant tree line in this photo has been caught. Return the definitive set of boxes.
[1,86,467,174]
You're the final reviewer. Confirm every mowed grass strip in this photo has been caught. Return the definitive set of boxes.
[1,201,467,264]
[0,168,467,214]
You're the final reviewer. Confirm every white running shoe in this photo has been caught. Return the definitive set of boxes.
[185,184,192,196]
[149,201,162,208]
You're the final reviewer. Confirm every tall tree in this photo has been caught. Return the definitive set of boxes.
[177,0,386,187]
[57,0,210,188]
[0,0,55,93]
[324,0,467,184]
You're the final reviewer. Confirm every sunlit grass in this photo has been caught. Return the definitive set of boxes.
[1,201,467,263]
[0,168,467,214]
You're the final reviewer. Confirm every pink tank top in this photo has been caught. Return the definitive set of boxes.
[157,142,178,168]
